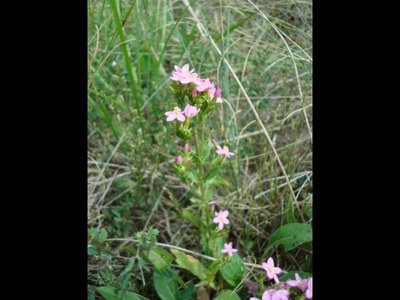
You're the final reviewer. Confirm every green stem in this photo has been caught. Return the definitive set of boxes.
[193,128,212,241]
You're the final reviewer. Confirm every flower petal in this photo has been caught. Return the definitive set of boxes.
[166,114,176,122]
[176,114,186,122]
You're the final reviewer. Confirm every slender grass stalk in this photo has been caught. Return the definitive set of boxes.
[109,0,144,134]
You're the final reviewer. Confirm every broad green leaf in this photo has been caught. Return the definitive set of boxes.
[88,245,97,256]
[154,268,178,300]
[266,223,312,253]
[89,228,98,239]
[177,282,196,300]
[220,254,248,287]
[96,286,141,300]
[214,290,241,300]
[98,228,108,243]
[170,249,208,281]
[147,246,174,272]
[279,271,312,281]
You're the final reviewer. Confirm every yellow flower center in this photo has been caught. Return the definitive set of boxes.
[223,146,228,151]
[174,106,180,114]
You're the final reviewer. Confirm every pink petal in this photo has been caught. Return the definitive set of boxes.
[222,210,229,218]
[266,257,274,268]
[166,114,176,122]
[216,97,223,103]
[223,218,230,224]
[262,262,268,272]
[176,114,186,122]
[165,111,172,116]
[218,222,224,230]
[275,267,282,274]
[286,280,298,287]
[295,273,302,281]
[221,248,228,253]
[262,290,272,300]
[273,274,280,284]
[232,248,238,253]
[213,217,219,224]
[217,149,224,155]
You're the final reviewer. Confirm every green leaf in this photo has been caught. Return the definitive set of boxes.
[170,249,208,281]
[220,254,248,287]
[181,208,201,229]
[95,286,141,300]
[266,223,312,253]
[120,257,135,277]
[154,268,179,300]
[98,228,108,243]
[147,246,174,272]
[214,290,241,300]
[177,282,196,300]
[204,166,219,181]
[88,245,97,256]
[278,271,312,281]
[89,228,98,239]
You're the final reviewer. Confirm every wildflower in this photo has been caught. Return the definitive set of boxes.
[213,210,229,229]
[262,257,282,284]
[175,156,182,163]
[250,298,260,300]
[286,273,308,292]
[221,242,238,257]
[195,78,213,92]
[170,64,195,83]
[184,143,190,153]
[192,88,198,97]
[180,72,199,84]
[305,278,312,299]
[263,289,289,300]
[165,106,186,122]
[217,146,235,158]
[184,104,200,118]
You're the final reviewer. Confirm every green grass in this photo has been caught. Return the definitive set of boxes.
[88,0,312,298]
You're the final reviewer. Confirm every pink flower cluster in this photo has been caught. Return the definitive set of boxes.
[170,64,223,103]
[165,104,200,122]
[250,257,312,300]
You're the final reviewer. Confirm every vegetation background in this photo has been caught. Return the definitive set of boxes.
[88,0,312,298]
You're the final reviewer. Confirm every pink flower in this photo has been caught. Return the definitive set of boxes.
[221,242,238,257]
[165,106,186,122]
[212,139,222,150]
[305,278,312,299]
[195,78,213,92]
[192,88,198,97]
[170,64,196,84]
[184,143,190,153]
[184,104,200,118]
[262,257,282,284]
[180,72,199,84]
[213,210,229,229]
[175,156,182,163]
[286,273,308,292]
[262,289,289,300]
[217,146,235,158]
[250,298,260,300]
